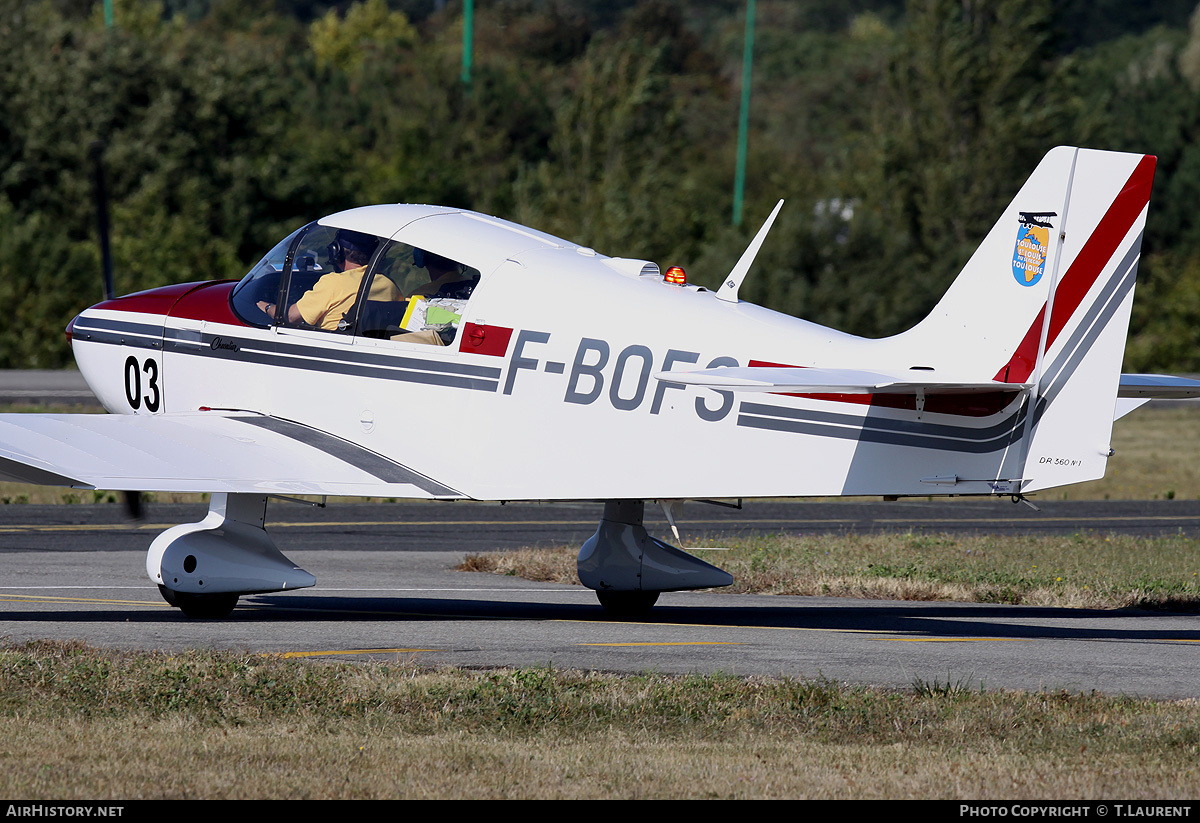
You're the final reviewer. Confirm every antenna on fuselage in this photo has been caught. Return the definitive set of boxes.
[716,198,783,304]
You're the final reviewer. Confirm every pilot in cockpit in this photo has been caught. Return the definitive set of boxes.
[257,230,399,330]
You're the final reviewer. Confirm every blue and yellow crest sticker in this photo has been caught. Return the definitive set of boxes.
[1012,211,1056,287]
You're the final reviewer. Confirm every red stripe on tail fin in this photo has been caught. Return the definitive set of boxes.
[994,154,1156,383]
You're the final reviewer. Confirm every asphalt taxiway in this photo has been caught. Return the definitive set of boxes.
[2,499,1200,697]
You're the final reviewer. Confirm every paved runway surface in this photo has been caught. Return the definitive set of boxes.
[6,498,1200,552]
[2,499,1200,697]
[0,369,99,406]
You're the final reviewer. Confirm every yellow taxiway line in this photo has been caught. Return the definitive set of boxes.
[0,593,165,607]
[275,648,437,658]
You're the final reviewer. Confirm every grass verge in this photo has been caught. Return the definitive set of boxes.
[458,531,1200,611]
[1,640,1199,799]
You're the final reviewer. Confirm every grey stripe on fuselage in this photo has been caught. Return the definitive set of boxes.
[739,398,1024,442]
[232,415,461,497]
[74,321,502,392]
[71,317,163,351]
[195,345,500,391]
[736,407,1026,453]
[736,387,1027,453]
[161,328,501,378]
[735,236,1143,453]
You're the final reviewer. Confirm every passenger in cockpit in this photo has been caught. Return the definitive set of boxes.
[410,248,477,299]
[258,230,399,330]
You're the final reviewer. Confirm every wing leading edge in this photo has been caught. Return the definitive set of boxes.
[0,412,463,499]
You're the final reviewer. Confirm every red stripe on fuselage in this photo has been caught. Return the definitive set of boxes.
[168,281,243,325]
[86,282,211,317]
[993,154,1156,383]
[84,281,245,327]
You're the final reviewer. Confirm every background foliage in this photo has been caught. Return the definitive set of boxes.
[4,0,1200,370]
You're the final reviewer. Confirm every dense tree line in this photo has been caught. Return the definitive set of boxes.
[4,0,1200,370]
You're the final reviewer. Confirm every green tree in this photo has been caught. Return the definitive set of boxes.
[0,1,323,366]
[832,0,1070,335]
[309,0,416,74]
[510,8,728,265]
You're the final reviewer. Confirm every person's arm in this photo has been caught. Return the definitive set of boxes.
[255,301,304,324]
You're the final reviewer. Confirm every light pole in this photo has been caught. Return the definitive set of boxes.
[461,0,474,87]
[733,0,756,227]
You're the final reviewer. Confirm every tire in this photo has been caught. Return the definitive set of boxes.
[160,588,239,619]
[596,590,659,618]
[157,584,178,607]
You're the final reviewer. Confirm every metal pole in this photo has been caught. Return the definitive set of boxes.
[733,0,756,227]
[103,0,113,28]
[461,0,474,87]
[89,141,115,302]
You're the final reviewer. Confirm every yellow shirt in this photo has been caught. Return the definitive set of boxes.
[296,266,401,331]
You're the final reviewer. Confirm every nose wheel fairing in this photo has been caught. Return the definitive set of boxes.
[146,493,315,609]
[577,500,732,602]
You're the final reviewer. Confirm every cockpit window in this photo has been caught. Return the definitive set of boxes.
[353,241,481,345]
[231,224,482,346]
[274,225,389,332]
[232,223,394,332]
[229,224,308,326]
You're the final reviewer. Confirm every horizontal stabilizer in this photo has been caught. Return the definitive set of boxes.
[1117,373,1200,398]
[654,365,1030,395]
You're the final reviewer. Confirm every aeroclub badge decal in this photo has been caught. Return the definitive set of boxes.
[1012,211,1056,287]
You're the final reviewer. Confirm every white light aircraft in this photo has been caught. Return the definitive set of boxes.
[2,146,1197,618]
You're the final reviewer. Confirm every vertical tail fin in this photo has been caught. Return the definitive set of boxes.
[903,147,1156,491]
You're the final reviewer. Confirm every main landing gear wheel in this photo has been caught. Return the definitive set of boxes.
[596,590,659,618]
[158,585,239,619]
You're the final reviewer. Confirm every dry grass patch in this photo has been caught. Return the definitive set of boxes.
[1,641,1199,799]
[457,548,580,584]
[4,723,1197,799]
[1062,405,1200,501]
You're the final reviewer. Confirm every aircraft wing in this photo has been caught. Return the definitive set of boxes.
[654,365,1031,395]
[0,412,463,498]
